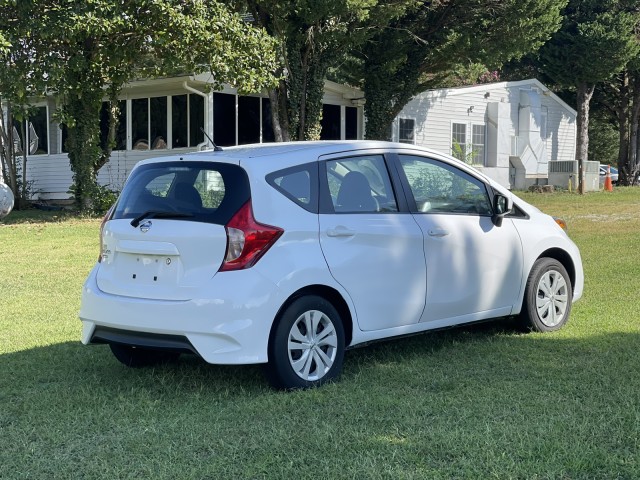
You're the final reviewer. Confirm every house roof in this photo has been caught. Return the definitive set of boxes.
[418,78,576,116]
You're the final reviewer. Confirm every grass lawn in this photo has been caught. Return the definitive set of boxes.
[1,189,639,479]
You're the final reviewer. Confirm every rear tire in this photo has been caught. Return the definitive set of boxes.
[109,344,180,368]
[265,295,345,390]
[520,258,572,332]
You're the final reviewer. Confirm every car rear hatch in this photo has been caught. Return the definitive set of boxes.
[96,160,249,301]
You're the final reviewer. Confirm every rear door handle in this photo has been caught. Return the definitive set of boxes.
[327,227,356,237]
[428,228,450,238]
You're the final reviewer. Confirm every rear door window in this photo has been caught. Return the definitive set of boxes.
[112,161,249,225]
[323,155,398,213]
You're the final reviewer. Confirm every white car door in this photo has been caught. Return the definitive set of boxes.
[319,154,427,332]
[396,154,524,323]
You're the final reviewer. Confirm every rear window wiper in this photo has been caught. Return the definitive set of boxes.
[130,211,194,227]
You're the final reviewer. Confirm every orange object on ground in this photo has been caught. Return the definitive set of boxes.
[604,165,613,191]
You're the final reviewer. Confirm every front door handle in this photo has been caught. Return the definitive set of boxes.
[327,227,356,238]
[428,228,450,237]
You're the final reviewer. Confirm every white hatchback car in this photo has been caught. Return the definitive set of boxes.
[80,141,584,389]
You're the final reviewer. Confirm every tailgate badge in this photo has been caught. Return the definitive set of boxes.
[139,220,152,233]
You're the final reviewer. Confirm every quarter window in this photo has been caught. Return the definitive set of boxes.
[267,163,317,213]
[398,155,492,215]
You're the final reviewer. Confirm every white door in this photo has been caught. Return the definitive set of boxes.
[319,154,426,332]
[397,154,523,323]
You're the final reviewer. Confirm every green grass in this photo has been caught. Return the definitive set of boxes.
[1,189,640,479]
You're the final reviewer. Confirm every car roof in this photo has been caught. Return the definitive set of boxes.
[130,140,498,188]
[135,140,452,166]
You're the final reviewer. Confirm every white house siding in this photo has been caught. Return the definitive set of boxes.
[542,94,576,163]
[392,79,576,189]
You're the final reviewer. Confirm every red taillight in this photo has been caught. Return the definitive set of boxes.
[98,206,114,262]
[220,201,283,272]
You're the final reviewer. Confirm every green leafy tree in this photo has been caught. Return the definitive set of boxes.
[0,0,277,210]
[244,0,385,141]
[539,1,640,192]
[353,0,567,141]
[589,63,640,185]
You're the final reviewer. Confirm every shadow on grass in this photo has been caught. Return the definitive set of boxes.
[0,318,634,398]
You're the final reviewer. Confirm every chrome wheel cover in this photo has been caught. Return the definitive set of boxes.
[287,310,338,381]
[536,270,569,327]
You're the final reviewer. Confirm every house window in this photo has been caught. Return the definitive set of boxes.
[452,122,485,165]
[398,118,415,144]
[172,94,204,148]
[320,104,341,140]
[262,98,275,143]
[238,96,260,145]
[172,95,188,148]
[540,111,548,140]
[189,94,205,147]
[150,96,167,149]
[214,92,236,147]
[131,98,149,149]
[15,106,49,155]
[452,122,467,161]
[29,106,49,155]
[98,101,127,151]
[471,124,486,165]
[345,106,358,140]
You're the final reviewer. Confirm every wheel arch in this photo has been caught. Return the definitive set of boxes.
[268,285,354,353]
[536,248,576,295]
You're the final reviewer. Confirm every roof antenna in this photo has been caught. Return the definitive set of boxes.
[200,127,223,152]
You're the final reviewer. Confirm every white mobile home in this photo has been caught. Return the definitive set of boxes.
[14,75,364,201]
[390,78,577,189]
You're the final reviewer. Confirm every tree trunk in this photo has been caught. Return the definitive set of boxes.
[0,100,19,199]
[94,89,119,175]
[617,72,630,181]
[268,86,288,142]
[297,44,310,141]
[624,72,640,185]
[64,91,103,210]
[575,83,595,194]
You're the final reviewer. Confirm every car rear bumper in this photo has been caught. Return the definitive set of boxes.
[79,265,285,364]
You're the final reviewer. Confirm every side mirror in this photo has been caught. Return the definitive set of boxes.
[492,193,512,227]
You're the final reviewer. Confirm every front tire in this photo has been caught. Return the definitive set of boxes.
[265,295,345,390]
[520,258,572,332]
[109,344,180,368]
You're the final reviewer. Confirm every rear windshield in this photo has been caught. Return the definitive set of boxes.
[112,161,249,225]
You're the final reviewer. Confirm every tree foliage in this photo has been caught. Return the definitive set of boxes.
[244,0,383,141]
[351,0,568,140]
[539,0,640,191]
[0,0,277,210]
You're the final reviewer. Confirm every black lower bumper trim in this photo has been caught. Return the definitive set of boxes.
[91,327,198,355]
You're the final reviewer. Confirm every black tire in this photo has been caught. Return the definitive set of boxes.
[264,295,345,390]
[520,258,573,332]
[109,344,180,368]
